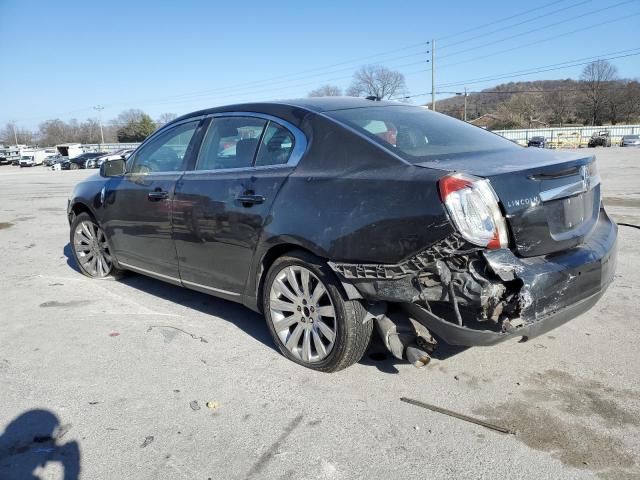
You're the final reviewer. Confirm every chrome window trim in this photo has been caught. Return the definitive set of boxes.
[125,171,185,178]
[126,116,206,175]
[189,111,306,172]
[182,163,294,176]
[119,261,241,296]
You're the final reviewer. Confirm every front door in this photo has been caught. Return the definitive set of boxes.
[102,119,202,279]
[173,115,299,297]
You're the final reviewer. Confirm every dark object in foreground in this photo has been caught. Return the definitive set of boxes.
[400,397,516,435]
[67,97,617,372]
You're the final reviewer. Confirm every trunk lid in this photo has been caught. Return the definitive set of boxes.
[415,148,601,257]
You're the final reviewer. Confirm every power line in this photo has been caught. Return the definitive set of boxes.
[393,51,640,100]
[102,43,431,109]
[438,12,640,70]
[438,0,591,49]
[437,50,640,89]
[436,0,573,41]
[438,0,637,60]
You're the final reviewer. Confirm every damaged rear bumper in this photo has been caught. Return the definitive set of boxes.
[331,209,618,346]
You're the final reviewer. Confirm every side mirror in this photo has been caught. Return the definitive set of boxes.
[100,158,126,177]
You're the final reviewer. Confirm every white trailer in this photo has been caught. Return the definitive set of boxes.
[56,143,83,159]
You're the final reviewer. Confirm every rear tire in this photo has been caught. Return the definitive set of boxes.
[262,250,373,372]
[70,212,123,279]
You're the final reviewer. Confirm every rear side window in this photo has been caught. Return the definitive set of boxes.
[196,117,266,170]
[254,122,295,166]
[327,105,518,163]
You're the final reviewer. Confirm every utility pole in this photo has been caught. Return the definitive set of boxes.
[11,123,18,145]
[93,105,105,145]
[431,39,436,112]
[464,87,468,122]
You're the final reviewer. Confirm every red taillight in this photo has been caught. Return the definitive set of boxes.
[438,175,472,201]
[438,173,509,249]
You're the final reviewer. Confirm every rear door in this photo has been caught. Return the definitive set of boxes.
[173,113,304,297]
[102,119,203,279]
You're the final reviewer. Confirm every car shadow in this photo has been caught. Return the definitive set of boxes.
[360,335,469,374]
[64,244,468,373]
[118,273,276,351]
[63,243,81,274]
[63,243,275,352]
[0,409,80,479]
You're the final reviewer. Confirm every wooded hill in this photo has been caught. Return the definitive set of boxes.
[434,79,640,129]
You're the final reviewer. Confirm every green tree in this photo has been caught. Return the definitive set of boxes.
[115,109,157,142]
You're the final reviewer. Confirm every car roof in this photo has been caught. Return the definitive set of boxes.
[171,97,414,124]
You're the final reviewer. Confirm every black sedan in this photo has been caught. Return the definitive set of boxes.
[527,136,546,148]
[67,98,617,372]
[61,152,105,170]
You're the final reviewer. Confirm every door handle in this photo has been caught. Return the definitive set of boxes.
[236,194,265,206]
[148,190,169,201]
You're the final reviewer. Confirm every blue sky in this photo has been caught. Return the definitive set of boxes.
[1,0,638,129]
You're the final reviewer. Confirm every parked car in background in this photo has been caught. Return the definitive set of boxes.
[68,98,617,372]
[61,152,105,170]
[527,136,546,148]
[620,134,640,147]
[86,149,135,169]
[0,145,28,165]
[588,131,611,147]
[19,149,47,167]
[44,154,64,167]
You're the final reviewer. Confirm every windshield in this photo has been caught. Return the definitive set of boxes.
[624,135,639,140]
[326,105,518,163]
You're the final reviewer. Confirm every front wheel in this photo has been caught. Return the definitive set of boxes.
[262,251,373,372]
[70,213,121,278]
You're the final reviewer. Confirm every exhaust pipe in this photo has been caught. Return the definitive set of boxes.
[405,345,431,368]
[375,309,437,367]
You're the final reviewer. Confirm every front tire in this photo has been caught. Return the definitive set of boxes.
[70,212,121,278]
[262,251,373,372]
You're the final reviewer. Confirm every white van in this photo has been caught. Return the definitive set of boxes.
[19,149,48,167]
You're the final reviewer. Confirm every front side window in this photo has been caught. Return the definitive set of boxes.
[254,122,295,166]
[196,117,266,170]
[129,121,199,173]
[327,105,518,163]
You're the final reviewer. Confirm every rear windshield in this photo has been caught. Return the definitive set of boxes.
[326,105,518,163]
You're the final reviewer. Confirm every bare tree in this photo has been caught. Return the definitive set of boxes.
[498,94,544,128]
[620,81,640,123]
[544,90,570,126]
[308,85,342,97]
[156,113,178,127]
[0,122,34,145]
[580,60,618,125]
[346,65,408,99]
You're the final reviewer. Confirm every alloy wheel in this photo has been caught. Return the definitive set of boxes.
[269,265,337,363]
[73,220,113,277]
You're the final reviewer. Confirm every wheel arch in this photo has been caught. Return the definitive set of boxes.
[68,201,97,225]
[249,240,362,313]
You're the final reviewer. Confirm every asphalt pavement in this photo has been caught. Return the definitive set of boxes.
[1,148,639,479]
